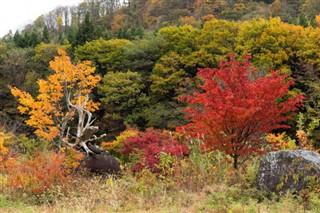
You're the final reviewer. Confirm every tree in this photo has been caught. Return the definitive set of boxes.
[150,52,187,101]
[236,18,306,74]
[111,13,125,33]
[98,71,149,128]
[75,12,96,46]
[158,25,200,55]
[10,49,101,152]
[13,31,25,48]
[42,25,50,43]
[177,54,304,169]
[75,38,132,74]
[123,35,165,78]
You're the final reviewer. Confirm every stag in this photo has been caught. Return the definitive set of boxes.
[62,93,121,175]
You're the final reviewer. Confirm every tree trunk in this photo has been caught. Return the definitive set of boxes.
[233,155,238,170]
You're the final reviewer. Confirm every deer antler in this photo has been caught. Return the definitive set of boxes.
[65,93,106,156]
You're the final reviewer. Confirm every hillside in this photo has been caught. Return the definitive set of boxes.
[2,0,320,45]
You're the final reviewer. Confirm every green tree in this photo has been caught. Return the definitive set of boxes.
[158,24,200,55]
[143,101,187,130]
[150,52,187,102]
[98,71,149,128]
[299,13,308,27]
[42,25,50,43]
[123,35,165,79]
[236,18,305,74]
[75,38,132,74]
[13,31,25,48]
[0,47,35,130]
[75,12,96,46]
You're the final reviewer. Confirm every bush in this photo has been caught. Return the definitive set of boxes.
[3,151,68,196]
[101,128,139,151]
[118,128,188,173]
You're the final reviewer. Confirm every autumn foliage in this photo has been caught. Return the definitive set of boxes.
[178,54,304,169]
[9,49,100,144]
[118,128,188,173]
[3,151,68,195]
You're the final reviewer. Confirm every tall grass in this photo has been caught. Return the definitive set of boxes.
[0,140,319,212]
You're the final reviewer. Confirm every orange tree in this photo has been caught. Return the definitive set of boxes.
[9,49,100,149]
[177,53,304,169]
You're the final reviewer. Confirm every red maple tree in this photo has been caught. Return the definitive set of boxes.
[177,53,304,169]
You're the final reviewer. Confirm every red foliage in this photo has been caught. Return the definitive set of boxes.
[5,151,68,195]
[118,128,188,172]
[177,53,304,169]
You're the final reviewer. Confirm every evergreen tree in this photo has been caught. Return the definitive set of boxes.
[75,12,96,46]
[13,30,24,47]
[29,30,40,47]
[67,27,77,48]
[299,13,308,27]
[42,25,50,43]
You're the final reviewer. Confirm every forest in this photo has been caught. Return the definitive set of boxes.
[0,0,320,212]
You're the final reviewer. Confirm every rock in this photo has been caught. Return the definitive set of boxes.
[257,150,320,193]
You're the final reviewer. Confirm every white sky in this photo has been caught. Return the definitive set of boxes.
[0,0,84,37]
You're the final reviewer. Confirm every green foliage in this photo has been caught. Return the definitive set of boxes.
[143,101,187,130]
[98,71,149,127]
[75,38,132,74]
[150,52,187,101]
[13,134,52,155]
[123,35,165,77]
[42,26,50,43]
[158,25,200,55]
[297,112,320,148]
[75,12,97,46]
[236,17,305,73]
[196,19,239,66]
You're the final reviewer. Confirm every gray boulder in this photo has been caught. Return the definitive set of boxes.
[257,150,320,193]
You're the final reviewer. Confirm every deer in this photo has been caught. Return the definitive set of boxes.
[61,92,121,177]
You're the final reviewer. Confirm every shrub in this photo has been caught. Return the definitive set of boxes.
[101,128,139,151]
[4,151,68,196]
[60,147,84,174]
[265,132,297,150]
[118,128,188,173]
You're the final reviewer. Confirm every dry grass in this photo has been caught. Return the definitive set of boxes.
[1,149,320,212]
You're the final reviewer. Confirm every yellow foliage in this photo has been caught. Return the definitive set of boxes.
[0,131,9,155]
[60,147,84,174]
[202,14,215,22]
[266,132,297,150]
[57,15,63,29]
[296,130,312,149]
[101,129,139,151]
[236,17,306,73]
[316,15,320,27]
[179,16,201,28]
[9,48,101,142]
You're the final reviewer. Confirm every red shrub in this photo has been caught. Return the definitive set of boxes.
[5,151,68,195]
[118,128,188,172]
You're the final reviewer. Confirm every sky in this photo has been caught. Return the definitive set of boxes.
[0,0,84,37]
